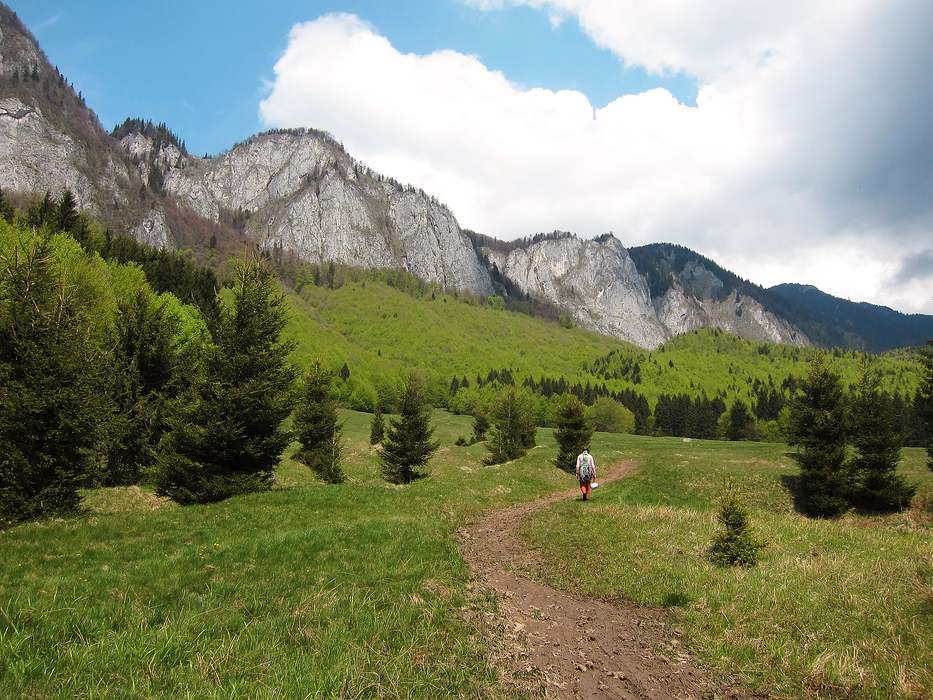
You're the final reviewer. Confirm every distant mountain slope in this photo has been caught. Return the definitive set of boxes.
[769,283,933,352]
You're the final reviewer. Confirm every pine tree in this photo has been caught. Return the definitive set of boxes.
[552,394,594,473]
[485,387,536,465]
[471,410,490,443]
[786,351,850,517]
[0,227,110,524]
[726,399,757,441]
[709,481,767,567]
[293,360,344,484]
[152,254,298,504]
[848,356,917,512]
[370,409,385,445]
[378,372,439,484]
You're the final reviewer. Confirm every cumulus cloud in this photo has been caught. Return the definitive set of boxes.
[259,3,933,314]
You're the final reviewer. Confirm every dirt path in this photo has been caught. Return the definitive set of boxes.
[456,460,764,700]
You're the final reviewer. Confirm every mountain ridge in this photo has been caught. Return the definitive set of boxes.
[1,3,930,352]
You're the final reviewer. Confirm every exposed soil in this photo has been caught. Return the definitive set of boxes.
[456,460,770,700]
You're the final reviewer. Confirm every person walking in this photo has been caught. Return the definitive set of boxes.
[575,446,596,500]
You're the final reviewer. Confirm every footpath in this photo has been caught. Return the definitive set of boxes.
[456,459,767,699]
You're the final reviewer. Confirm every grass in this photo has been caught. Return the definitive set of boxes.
[2,415,932,698]
[0,412,563,700]
[523,438,933,699]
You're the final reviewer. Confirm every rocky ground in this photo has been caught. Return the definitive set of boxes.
[456,460,773,699]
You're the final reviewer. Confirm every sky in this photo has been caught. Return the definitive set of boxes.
[16,0,933,315]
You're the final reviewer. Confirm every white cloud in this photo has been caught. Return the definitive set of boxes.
[260,3,933,315]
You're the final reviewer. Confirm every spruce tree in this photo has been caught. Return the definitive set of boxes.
[786,351,850,517]
[106,289,181,486]
[369,409,385,445]
[485,387,536,465]
[378,372,439,484]
[152,254,298,504]
[0,227,110,524]
[552,394,594,473]
[471,410,490,443]
[848,356,917,512]
[709,481,767,567]
[917,340,933,473]
[726,399,756,441]
[293,360,344,484]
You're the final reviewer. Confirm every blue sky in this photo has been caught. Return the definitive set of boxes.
[19,0,696,157]
[13,0,933,315]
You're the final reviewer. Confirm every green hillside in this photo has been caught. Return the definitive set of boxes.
[281,273,925,436]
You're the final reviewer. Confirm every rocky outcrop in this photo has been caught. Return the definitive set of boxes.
[0,96,95,208]
[485,235,808,349]
[0,7,138,220]
[131,207,172,250]
[157,130,495,295]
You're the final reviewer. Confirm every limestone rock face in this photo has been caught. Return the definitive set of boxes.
[487,235,670,348]
[487,235,808,349]
[131,207,172,250]
[161,130,495,294]
[0,97,94,208]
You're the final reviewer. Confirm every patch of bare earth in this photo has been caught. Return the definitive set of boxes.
[457,460,770,699]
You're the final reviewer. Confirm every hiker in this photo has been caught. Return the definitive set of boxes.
[575,446,596,500]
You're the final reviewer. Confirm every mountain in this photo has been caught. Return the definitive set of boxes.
[769,283,933,353]
[0,4,924,352]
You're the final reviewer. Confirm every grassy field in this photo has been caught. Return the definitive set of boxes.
[524,438,933,699]
[2,413,932,699]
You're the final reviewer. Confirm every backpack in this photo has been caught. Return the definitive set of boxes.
[579,453,593,481]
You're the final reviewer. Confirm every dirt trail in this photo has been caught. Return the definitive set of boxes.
[456,460,762,700]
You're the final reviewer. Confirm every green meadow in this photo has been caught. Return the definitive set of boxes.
[2,412,932,699]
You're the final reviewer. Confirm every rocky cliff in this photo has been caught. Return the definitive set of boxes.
[155,130,494,295]
[483,234,807,349]
[0,3,812,350]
